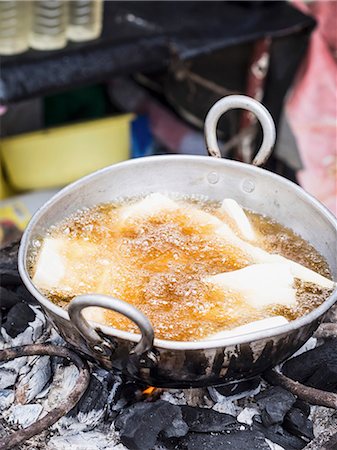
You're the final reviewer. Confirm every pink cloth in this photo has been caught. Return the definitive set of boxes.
[287,1,337,215]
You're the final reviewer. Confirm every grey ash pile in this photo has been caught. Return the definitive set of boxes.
[1,242,336,450]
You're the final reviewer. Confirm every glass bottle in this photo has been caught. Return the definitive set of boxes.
[0,1,31,55]
[29,0,68,51]
[67,0,103,42]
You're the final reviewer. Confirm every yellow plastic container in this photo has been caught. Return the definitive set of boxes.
[0,114,133,190]
[0,162,12,199]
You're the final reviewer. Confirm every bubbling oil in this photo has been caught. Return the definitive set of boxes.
[28,195,333,341]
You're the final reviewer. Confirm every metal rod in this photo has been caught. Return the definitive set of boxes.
[264,369,337,410]
[0,344,90,450]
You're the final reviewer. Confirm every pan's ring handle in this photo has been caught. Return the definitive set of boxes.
[204,94,276,166]
[68,294,154,357]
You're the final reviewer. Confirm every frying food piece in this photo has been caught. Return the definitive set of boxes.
[32,238,66,290]
[204,316,288,340]
[32,237,116,294]
[120,193,178,221]
[204,263,297,308]
[220,198,257,241]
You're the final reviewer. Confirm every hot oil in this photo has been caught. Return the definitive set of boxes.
[29,196,333,341]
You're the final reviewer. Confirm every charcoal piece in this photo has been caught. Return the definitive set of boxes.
[178,429,270,450]
[115,400,187,450]
[283,408,314,441]
[283,341,337,384]
[0,367,18,390]
[0,269,21,287]
[69,375,109,416]
[15,286,39,305]
[163,415,189,439]
[0,241,19,268]
[293,399,311,418]
[16,356,51,404]
[2,303,36,338]
[212,377,261,398]
[0,389,14,410]
[253,420,307,450]
[181,405,238,432]
[0,287,20,310]
[256,386,296,427]
[306,363,337,393]
[8,403,43,428]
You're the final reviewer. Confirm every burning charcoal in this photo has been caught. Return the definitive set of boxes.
[256,386,296,427]
[115,400,188,450]
[109,379,148,417]
[253,420,307,450]
[180,405,238,432]
[282,341,337,386]
[15,355,51,404]
[8,403,43,428]
[283,408,314,441]
[176,429,270,450]
[2,303,36,338]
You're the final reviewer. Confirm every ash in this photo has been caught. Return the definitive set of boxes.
[1,243,336,450]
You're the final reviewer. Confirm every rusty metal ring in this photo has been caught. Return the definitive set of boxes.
[0,344,90,450]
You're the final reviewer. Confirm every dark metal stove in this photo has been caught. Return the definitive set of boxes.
[1,242,336,450]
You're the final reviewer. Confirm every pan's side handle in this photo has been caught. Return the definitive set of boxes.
[68,294,154,357]
[204,95,276,166]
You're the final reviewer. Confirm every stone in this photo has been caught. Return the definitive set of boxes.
[115,400,188,450]
[181,405,238,432]
[256,386,296,427]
